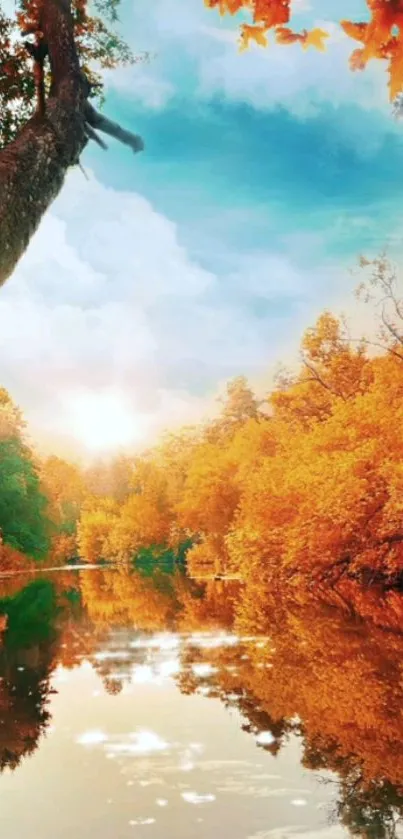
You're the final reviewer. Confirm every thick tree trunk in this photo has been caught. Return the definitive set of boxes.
[0,0,143,288]
[0,0,87,287]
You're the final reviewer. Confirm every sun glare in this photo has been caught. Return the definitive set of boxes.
[64,389,145,453]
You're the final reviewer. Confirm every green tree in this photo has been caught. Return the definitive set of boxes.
[0,437,50,559]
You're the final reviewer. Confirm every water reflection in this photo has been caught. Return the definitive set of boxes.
[0,567,401,839]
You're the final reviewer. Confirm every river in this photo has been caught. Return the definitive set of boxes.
[0,566,401,839]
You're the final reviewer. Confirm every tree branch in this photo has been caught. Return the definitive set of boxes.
[84,102,144,153]
[0,0,145,286]
[381,305,403,347]
[300,356,347,401]
[84,123,108,150]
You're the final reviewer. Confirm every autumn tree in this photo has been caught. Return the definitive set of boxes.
[179,588,403,805]
[104,457,175,562]
[40,455,87,563]
[77,497,119,564]
[80,566,179,630]
[270,312,370,429]
[72,263,403,594]
[357,253,403,361]
[0,0,144,287]
[78,451,194,567]
[222,305,403,590]
[84,455,136,503]
[175,435,242,578]
[205,376,261,443]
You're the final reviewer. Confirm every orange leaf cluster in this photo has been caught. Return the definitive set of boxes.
[341,2,403,99]
[204,0,291,27]
[205,0,403,99]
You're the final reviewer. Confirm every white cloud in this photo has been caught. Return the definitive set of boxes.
[196,22,389,118]
[4,0,393,121]
[0,158,365,459]
[116,0,390,120]
[107,730,169,756]
[0,170,217,452]
[181,791,216,805]
[2,2,395,465]
[2,170,310,455]
[104,66,175,110]
[227,254,313,299]
[76,729,108,746]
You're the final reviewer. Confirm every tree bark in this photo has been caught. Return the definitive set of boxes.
[0,0,143,288]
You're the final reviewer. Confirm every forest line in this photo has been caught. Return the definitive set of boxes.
[2,256,403,607]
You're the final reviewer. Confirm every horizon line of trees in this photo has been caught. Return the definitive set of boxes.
[2,256,403,602]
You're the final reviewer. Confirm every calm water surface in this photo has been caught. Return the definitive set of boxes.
[0,568,401,839]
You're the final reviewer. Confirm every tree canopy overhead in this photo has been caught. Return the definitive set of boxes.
[0,0,144,288]
[0,0,138,148]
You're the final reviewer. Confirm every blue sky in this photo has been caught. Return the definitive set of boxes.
[1,0,403,457]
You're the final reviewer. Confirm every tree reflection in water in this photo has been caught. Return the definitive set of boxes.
[0,566,401,838]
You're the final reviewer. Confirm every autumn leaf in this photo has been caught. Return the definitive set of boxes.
[349,47,367,72]
[239,23,268,51]
[205,0,403,102]
[275,26,303,46]
[253,0,290,28]
[340,20,368,43]
[388,44,403,100]
[302,28,329,52]
[204,0,244,13]
[275,26,328,51]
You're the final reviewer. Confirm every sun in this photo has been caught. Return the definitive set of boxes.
[64,389,146,454]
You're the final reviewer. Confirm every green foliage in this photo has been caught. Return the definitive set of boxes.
[0,437,50,559]
[0,579,58,646]
[133,540,193,577]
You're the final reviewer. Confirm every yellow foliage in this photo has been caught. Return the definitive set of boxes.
[239,23,268,51]
[0,389,24,440]
[16,257,396,603]
[302,28,329,52]
[77,499,119,564]
[72,285,403,592]
[79,567,178,630]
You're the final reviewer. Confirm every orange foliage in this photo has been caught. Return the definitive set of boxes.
[0,538,34,574]
[77,499,119,564]
[188,597,403,791]
[40,456,87,564]
[5,256,403,618]
[78,459,174,563]
[205,0,403,100]
[79,567,179,630]
[75,264,403,600]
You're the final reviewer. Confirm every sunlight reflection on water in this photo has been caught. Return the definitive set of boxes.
[1,570,399,839]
